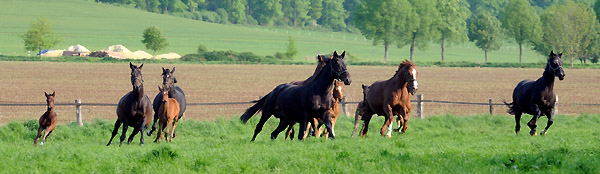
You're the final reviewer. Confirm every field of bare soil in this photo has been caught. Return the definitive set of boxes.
[0,61,598,124]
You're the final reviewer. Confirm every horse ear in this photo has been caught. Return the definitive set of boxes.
[52,91,55,97]
[139,63,144,69]
[341,51,346,59]
[162,67,166,73]
[558,53,563,58]
[173,77,178,83]
[129,62,134,69]
[333,51,338,57]
[45,92,49,97]
[171,67,175,73]
[550,50,555,56]
[318,55,324,62]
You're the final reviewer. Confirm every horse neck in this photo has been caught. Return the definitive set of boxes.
[542,66,555,89]
[132,85,144,101]
[390,68,408,90]
[309,64,335,96]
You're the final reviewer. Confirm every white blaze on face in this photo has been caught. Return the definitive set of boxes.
[337,85,342,93]
[411,68,418,89]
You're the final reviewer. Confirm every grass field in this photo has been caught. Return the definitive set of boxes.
[0,114,599,173]
[0,0,550,63]
[1,61,599,125]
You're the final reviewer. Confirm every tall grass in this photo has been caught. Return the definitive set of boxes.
[1,114,598,173]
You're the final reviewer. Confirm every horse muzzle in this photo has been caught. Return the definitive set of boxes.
[558,75,565,81]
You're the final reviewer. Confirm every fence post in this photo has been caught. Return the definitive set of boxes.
[489,99,494,115]
[75,99,83,126]
[341,96,350,117]
[417,94,423,119]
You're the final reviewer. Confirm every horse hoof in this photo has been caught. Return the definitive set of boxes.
[530,132,537,136]
[540,130,547,136]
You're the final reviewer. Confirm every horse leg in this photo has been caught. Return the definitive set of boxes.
[34,126,44,147]
[119,120,129,146]
[361,115,372,138]
[251,113,271,141]
[352,112,363,137]
[107,119,121,146]
[527,107,542,136]
[147,112,159,136]
[166,119,173,142]
[170,117,179,140]
[285,124,294,140]
[540,112,554,136]
[139,117,146,145]
[394,115,404,132]
[381,105,394,137]
[155,121,164,142]
[40,129,53,146]
[128,127,140,145]
[271,120,289,140]
[321,112,335,139]
[514,112,522,134]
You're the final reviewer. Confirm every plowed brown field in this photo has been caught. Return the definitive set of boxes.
[1,61,598,124]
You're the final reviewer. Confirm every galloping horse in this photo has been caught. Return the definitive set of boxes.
[107,63,153,146]
[34,91,57,147]
[504,51,565,136]
[241,51,351,141]
[285,80,344,140]
[148,67,186,138]
[155,86,181,142]
[352,60,418,137]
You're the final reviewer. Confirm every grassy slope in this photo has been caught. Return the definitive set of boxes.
[0,0,547,63]
[1,114,598,173]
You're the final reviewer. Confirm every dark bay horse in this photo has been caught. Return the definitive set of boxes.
[352,60,418,138]
[34,91,57,147]
[504,51,565,136]
[148,67,186,137]
[155,86,181,143]
[107,63,153,146]
[241,51,351,141]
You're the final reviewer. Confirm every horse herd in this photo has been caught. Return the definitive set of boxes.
[32,50,566,147]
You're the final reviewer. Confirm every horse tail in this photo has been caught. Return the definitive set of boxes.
[240,92,269,123]
[503,100,516,115]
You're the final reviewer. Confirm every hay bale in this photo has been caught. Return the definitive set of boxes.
[132,50,153,59]
[105,44,132,53]
[66,44,90,53]
[41,50,64,57]
[155,52,181,59]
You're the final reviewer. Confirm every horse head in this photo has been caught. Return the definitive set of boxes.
[44,91,55,111]
[547,51,565,80]
[330,51,352,85]
[158,86,171,102]
[129,62,144,91]
[396,60,418,95]
[332,80,344,100]
[161,67,177,90]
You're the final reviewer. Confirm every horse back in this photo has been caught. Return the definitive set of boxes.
[366,80,411,116]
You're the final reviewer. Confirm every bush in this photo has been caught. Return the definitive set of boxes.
[197,44,207,54]
[246,16,258,25]
[215,8,228,24]
[199,10,219,23]
[274,52,286,59]
[182,50,263,62]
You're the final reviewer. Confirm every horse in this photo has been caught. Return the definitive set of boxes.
[107,62,153,146]
[504,51,565,136]
[34,91,57,147]
[241,51,351,141]
[240,54,330,139]
[148,67,187,138]
[352,60,418,138]
[155,86,181,142]
[285,80,344,140]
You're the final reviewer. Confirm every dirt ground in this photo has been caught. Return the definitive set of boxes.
[0,61,598,124]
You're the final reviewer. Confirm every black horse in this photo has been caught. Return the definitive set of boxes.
[241,51,351,141]
[148,67,187,137]
[107,63,153,146]
[504,51,565,136]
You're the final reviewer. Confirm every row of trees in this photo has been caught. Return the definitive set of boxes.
[354,0,599,66]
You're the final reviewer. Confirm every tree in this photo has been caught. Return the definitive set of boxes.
[436,0,470,61]
[403,0,439,61]
[468,11,504,62]
[499,0,541,63]
[320,0,347,31]
[285,36,299,59]
[226,0,246,24]
[142,26,169,57]
[308,0,323,25]
[354,0,412,62]
[282,0,311,27]
[538,2,596,66]
[21,17,61,57]
[248,0,282,25]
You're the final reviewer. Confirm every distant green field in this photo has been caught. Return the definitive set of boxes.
[0,0,549,63]
[1,114,599,173]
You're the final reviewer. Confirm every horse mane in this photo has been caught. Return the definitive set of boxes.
[394,60,415,76]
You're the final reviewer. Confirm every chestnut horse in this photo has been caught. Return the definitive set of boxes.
[352,60,418,137]
[34,91,57,147]
[241,51,351,141]
[148,67,187,138]
[107,63,153,146]
[155,86,181,142]
[504,51,565,136]
[285,80,344,140]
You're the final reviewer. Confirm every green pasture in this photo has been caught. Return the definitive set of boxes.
[0,0,548,63]
[1,114,598,173]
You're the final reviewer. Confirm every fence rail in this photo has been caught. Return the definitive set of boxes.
[2,94,599,126]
